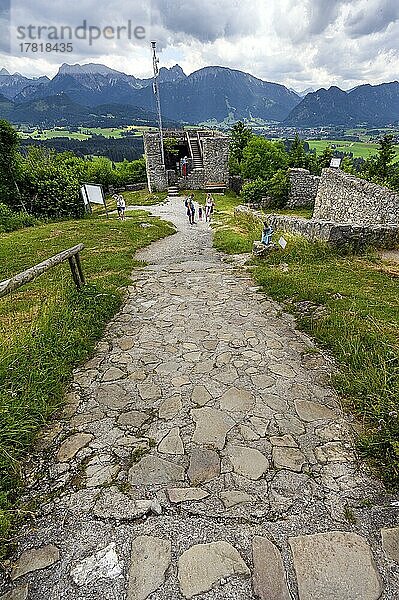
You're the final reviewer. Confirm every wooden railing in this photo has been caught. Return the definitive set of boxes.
[0,244,86,298]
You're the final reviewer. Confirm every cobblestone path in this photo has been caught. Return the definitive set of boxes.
[1,198,398,599]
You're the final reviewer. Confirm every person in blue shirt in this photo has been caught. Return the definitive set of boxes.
[261,221,273,245]
[184,195,196,225]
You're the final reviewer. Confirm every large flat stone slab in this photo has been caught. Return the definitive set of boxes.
[252,536,291,600]
[381,526,399,562]
[191,407,234,450]
[272,447,306,472]
[295,400,336,422]
[167,488,209,503]
[85,456,120,487]
[192,385,211,407]
[11,545,60,581]
[0,585,28,600]
[178,541,250,599]
[314,442,353,464]
[219,388,254,412]
[70,542,122,586]
[57,433,93,462]
[220,490,255,508]
[188,447,220,485]
[96,383,128,410]
[158,395,182,419]
[102,367,125,382]
[118,410,149,429]
[137,382,162,401]
[289,532,383,600]
[128,536,171,600]
[227,446,269,480]
[129,455,185,486]
[158,427,184,455]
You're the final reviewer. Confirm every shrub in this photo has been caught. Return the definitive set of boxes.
[241,171,288,207]
[19,148,85,219]
[241,178,270,205]
[0,203,38,233]
[267,169,289,206]
[241,137,289,181]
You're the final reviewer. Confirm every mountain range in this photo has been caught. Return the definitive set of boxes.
[284,82,399,127]
[1,63,398,128]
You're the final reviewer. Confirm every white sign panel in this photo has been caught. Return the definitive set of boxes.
[81,186,90,206]
[278,237,287,250]
[83,184,105,205]
[330,158,341,168]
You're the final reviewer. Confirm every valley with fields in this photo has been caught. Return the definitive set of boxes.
[1,2,399,595]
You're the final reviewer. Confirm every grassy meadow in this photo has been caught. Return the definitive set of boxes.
[19,125,156,141]
[0,208,175,550]
[307,139,399,160]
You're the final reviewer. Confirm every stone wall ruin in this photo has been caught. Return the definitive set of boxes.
[287,168,321,208]
[143,130,230,193]
[313,168,399,226]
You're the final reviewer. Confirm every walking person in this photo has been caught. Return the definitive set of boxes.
[182,156,188,178]
[189,194,196,225]
[205,193,215,222]
[116,194,126,221]
[184,195,195,225]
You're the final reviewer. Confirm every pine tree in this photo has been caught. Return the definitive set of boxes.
[289,133,308,169]
[230,121,253,165]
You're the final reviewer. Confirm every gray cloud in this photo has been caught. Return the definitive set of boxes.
[151,0,260,43]
[1,0,399,89]
[345,0,399,37]
[306,0,346,35]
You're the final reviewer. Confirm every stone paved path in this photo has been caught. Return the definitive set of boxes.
[1,198,399,599]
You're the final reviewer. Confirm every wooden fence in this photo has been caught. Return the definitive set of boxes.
[0,244,86,298]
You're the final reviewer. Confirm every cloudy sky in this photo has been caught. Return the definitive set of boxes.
[0,0,398,91]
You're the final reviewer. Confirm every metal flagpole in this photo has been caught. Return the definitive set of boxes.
[151,41,165,165]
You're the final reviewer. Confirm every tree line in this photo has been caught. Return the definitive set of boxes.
[0,120,147,220]
[20,135,144,163]
[229,121,399,205]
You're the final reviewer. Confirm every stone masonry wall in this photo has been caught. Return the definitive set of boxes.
[234,205,399,251]
[314,168,399,225]
[287,168,320,208]
[203,137,230,185]
[144,132,229,191]
[143,133,168,192]
[178,170,206,190]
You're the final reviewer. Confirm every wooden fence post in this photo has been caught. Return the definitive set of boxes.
[75,252,86,286]
[0,244,86,298]
[68,256,83,290]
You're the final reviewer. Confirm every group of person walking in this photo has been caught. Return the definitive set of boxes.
[184,193,215,225]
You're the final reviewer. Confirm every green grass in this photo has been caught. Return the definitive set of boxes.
[213,207,399,488]
[121,189,167,206]
[307,139,399,161]
[0,211,175,551]
[20,128,90,141]
[20,125,156,141]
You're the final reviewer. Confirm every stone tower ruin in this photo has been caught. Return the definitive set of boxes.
[143,129,230,193]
